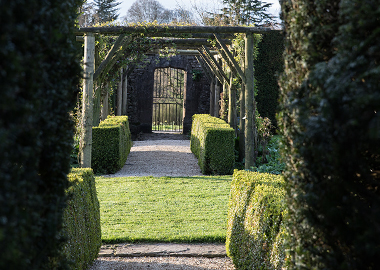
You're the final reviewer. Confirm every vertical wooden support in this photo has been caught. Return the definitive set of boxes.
[214,77,221,117]
[80,33,95,168]
[101,83,109,121]
[122,70,128,115]
[116,68,123,116]
[239,57,245,161]
[210,79,215,116]
[92,85,101,126]
[244,33,255,169]
[228,71,237,133]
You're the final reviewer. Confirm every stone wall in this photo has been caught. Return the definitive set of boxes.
[127,54,210,135]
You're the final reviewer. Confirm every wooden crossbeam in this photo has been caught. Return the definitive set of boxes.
[202,46,229,83]
[75,25,274,36]
[198,49,224,85]
[147,38,231,47]
[195,55,214,83]
[214,34,246,84]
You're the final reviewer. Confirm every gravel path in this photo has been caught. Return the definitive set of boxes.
[89,132,235,269]
[89,256,235,270]
[103,132,203,178]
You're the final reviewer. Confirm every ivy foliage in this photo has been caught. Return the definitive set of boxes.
[0,0,82,269]
[279,0,380,268]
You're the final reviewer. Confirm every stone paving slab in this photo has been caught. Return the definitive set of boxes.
[99,243,227,258]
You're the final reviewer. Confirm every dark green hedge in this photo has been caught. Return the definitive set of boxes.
[279,0,380,268]
[92,116,132,174]
[0,0,81,269]
[62,168,101,269]
[190,114,235,175]
[226,170,286,269]
[255,31,284,130]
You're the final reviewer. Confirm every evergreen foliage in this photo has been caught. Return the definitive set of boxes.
[63,169,101,269]
[222,0,274,25]
[226,170,286,269]
[255,31,284,129]
[0,0,81,268]
[205,0,275,26]
[279,0,380,268]
[191,114,235,175]
[94,0,121,23]
[92,116,132,174]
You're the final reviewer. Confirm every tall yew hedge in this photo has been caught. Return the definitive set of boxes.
[279,0,380,269]
[255,30,284,129]
[0,0,82,269]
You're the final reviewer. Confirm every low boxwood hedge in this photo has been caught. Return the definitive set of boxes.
[190,114,234,175]
[92,116,132,174]
[63,168,101,269]
[226,170,287,270]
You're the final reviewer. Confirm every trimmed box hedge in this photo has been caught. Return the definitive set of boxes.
[226,170,286,270]
[190,114,235,175]
[63,168,101,269]
[92,116,132,174]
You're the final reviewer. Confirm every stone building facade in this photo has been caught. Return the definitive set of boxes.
[127,54,210,135]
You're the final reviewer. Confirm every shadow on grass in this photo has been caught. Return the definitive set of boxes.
[102,236,226,245]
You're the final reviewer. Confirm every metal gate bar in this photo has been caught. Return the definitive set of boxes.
[152,68,184,132]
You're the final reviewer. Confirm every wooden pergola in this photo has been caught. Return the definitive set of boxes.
[75,25,277,170]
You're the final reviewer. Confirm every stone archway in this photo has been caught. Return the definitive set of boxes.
[127,54,210,135]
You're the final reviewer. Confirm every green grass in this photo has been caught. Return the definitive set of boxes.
[95,175,232,244]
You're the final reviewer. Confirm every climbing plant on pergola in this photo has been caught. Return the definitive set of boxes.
[75,25,277,170]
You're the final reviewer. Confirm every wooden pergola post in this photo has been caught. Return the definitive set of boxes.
[210,79,216,116]
[116,68,123,116]
[228,71,237,133]
[244,33,255,169]
[122,70,128,115]
[101,83,109,121]
[214,76,221,117]
[80,33,95,168]
[239,59,246,161]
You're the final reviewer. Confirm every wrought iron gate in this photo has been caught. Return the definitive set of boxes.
[152,67,185,132]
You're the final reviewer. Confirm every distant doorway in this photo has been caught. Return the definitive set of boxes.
[152,67,185,132]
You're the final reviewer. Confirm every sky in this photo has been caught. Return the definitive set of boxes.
[116,0,281,22]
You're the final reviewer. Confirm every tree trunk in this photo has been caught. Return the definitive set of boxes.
[80,33,95,168]
[244,33,255,169]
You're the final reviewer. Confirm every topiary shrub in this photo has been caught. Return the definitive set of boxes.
[92,115,132,174]
[62,168,101,270]
[279,0,380,268]
[190,114,235,175]
[0,0,81,268]
[226,170,286,270]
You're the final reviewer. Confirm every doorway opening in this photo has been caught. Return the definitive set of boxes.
[152,67,185,132]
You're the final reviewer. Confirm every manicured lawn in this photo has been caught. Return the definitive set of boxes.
[95,175,232,244]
